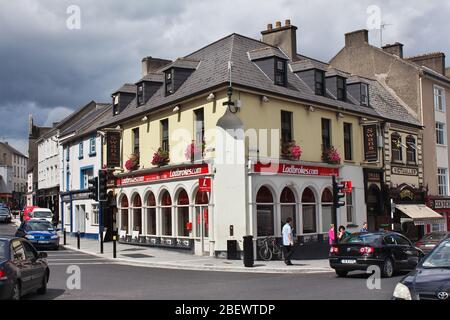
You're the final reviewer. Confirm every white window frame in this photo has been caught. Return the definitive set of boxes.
[436,122,446,145]
[434,85,446,112]
[438,168,448,196]
[89,138,96,155]
[91,204,99,226]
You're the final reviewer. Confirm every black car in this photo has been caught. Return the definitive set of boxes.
[0,236,49,300]
[329,231,424,278]
[0,208,12,224]
[393,237,450,300]
[415,231,450,254]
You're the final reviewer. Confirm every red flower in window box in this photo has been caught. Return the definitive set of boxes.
[124,153,139,171]
[151,148,170,167]
[322,146,341,164]
[281,141,302,161]
[184,141,205,161]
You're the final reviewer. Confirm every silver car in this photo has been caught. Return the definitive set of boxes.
[0,208,12,223]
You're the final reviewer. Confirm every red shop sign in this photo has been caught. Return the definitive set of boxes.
[199,178,211,192]
[253,162,339,177]
[117,164,209,186]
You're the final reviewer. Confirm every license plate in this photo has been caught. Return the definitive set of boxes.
[38,241,50,244]
[341,259,356,264]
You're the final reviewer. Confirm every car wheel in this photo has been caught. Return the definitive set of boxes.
[10,281,21,300]
[381,258,394,278]
[37,272,48,295]
[335,269,348,277]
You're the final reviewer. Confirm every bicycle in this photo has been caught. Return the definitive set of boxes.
[258,236,283,261]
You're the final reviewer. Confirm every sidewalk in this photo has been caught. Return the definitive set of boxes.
[61,236,333,274]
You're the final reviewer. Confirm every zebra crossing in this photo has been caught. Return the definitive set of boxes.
[44,248,116,266]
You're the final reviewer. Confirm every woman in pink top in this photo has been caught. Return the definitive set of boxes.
[328,224,335,245]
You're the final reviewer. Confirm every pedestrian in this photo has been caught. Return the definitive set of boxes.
[328,224,335,245]
[282,217,294,265]
[338,225,351,242]
[360,222,368,233]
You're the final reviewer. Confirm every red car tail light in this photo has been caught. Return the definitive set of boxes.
[0,269,6,280]
[359,247,375,254]
[330,246,339,253]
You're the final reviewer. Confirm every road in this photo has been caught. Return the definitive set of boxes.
[1,222,402,300]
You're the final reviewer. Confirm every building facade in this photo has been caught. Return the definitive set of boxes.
[0,141,28,209]
[93,21,425,257]
[330,29,449,233]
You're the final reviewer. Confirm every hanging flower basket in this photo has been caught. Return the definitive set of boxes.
[151,148,170,167]
[124,153,139,171]
[185,141,205,162]
[322,146,341,164]
[281,141,302,161]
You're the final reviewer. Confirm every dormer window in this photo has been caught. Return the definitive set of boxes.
[165,70,174,95]
[361,83,369,106]
[274,58,286,86]
[137,84,144,106]
[337,77,347,101]
[314,70,325,96]
[113,95,119,115]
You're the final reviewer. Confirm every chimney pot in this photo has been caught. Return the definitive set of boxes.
[267,23,272,31]
[285,19,291,26]
[275,21,281,28]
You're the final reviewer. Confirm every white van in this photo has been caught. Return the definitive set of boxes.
[30,208,53,224]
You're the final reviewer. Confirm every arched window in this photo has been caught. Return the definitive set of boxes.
[160,190,172,236]
[131,194,142,235]
[119,195,129,233]
[195,190,209,238]
[302,188,317,234]
[256,186,275,237]
[321,188,333,233]
[406,135,416,163]
[391,133,402,162]
[280,187,296,233]
[145,192,156,235]
[177,189,190,237]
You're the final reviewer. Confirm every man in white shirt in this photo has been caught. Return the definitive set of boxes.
[282,217,294,265]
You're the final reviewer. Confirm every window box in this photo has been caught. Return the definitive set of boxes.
[280,141,302,161]
[322,146,341,164]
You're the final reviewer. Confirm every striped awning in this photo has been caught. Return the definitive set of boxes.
[396,204,445,226]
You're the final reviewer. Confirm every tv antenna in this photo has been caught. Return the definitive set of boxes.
[380,21,393,47]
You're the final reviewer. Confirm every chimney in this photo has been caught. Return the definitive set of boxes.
[261,19,298,60]
[141,57,172,77]
[344,30,369,47]
[446,67,450,78]
[406,52,446,75]
[382,42,404,58]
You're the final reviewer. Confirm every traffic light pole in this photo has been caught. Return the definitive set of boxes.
[99,201,104,254]
[332,175,338,244]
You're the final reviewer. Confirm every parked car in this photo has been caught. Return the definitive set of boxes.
[329,231,424,278]
[393,237,450,300]
[15,220,60,251]
[21,206,39,222]
[415,231,450,254]
[29,208,53,224]
[0,208,12,224]
[0,236,49,300]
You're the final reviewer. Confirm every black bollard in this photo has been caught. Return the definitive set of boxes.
[77,231,80,249]
[63,229,67,245]
[243,235,254,267]
[113,233,117,259]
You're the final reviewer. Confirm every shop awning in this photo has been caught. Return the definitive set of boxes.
[396,204,445,226]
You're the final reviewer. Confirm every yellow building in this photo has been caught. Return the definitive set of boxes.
[98,21,422,257]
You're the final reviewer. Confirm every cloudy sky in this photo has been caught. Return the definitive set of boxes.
[1,0,449,155]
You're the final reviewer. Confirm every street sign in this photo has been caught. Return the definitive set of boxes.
[341,181,353,193]
[199,178,211,192]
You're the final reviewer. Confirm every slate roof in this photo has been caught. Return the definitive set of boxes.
[290,59,328,72]
[160,58,200,71]
[112,84,136,95]
[100,33,421,128]
[0,142,27,158]
[137,73,164,83]
[248,46,289,61]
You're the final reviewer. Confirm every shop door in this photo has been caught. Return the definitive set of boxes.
[77,205,86,233]
[195,206,209,255]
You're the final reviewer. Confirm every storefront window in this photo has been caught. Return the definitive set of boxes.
[177,189,190,237]
[256,186,275,237]
[119,195,129,233]
[145,192,156,235]
[321,188,333,233]
[131,194,142,234]
[280,187,296,234]
[302,187,317,234]
[160,190,172,236]
[195,190,209,238]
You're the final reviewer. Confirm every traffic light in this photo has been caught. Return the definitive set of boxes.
[98,169,108,202]
[333,176,346,208]
[88,177,98,201]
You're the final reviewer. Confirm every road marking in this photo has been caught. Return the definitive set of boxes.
[48,262,118,266]
[47,258,109,261]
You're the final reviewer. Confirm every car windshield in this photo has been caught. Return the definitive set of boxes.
[341,233,381,245]
[422,241,450,268]
[26,221,54,231]
[0,209,9,215]
[0,240,7,259]
[32,210,52,218]
[422,232,447,241]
